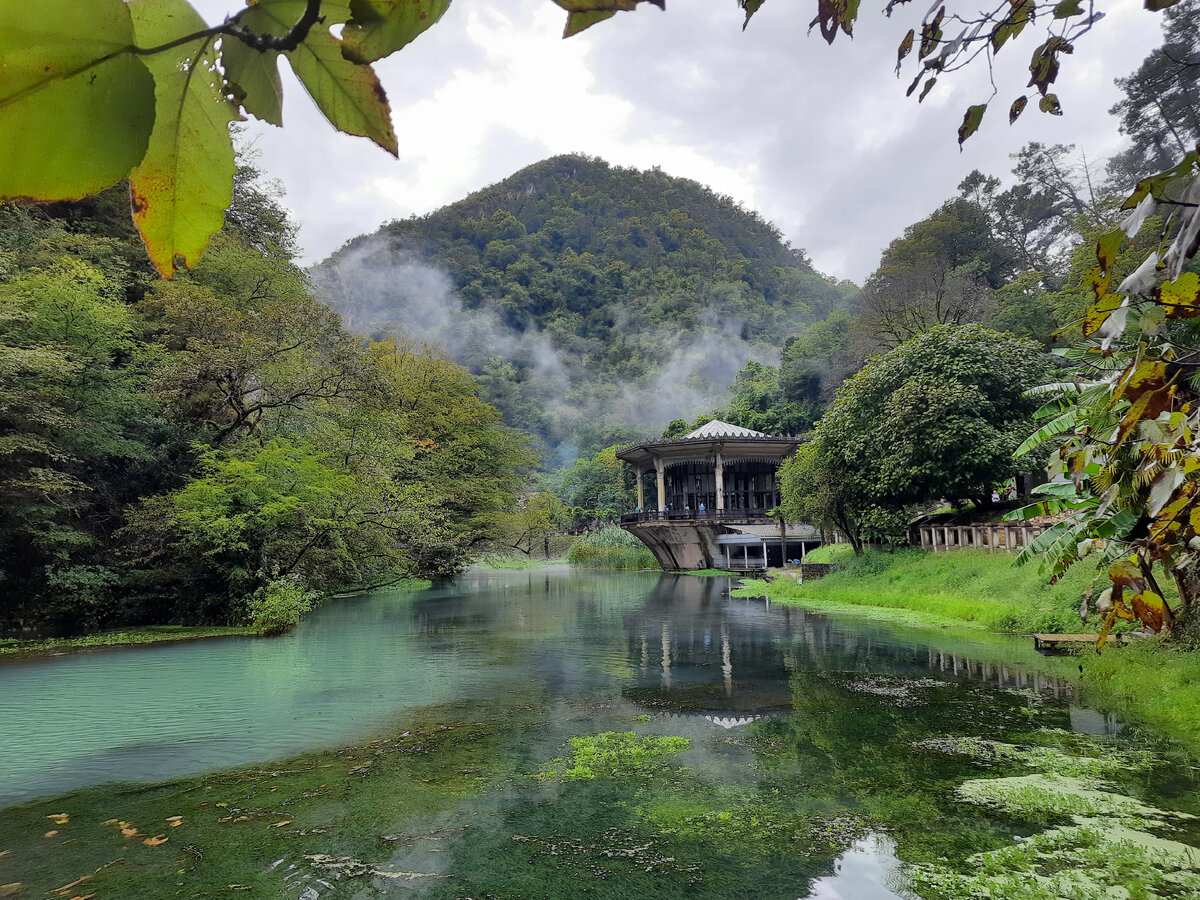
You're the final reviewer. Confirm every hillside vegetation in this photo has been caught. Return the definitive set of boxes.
[315,154,856,452]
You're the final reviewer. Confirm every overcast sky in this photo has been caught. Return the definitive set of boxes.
[194,0,1165,283]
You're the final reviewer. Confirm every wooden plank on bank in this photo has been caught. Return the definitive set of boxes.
[1032,633,1136,652]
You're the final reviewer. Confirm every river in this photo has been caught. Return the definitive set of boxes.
[2,567,1197,899]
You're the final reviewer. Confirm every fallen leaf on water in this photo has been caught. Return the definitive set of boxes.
[269,820,292,828]
[44,831,58,838]
[51,873,91,894]
[0,885,20,898]
[142,835,168,847]
[119,823,138,839]
[0,851,9,858]
[218,816,232,823]
[69,895,96,900]
[100,819,117,826]
[165,816,183,827]
[47,814,69,825]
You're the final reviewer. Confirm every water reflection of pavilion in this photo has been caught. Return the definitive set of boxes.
[622,574,1077,712]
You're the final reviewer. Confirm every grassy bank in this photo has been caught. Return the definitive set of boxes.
[736,547,1200,750]
[740,547,1096,633]
[473,553,570,570]
[0,625,264,659]
[568,525,657,570]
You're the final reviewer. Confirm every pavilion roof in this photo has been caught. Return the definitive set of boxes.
[683,419,765,439]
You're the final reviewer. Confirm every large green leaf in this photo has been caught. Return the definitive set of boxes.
[342,0,452,65]
[128,0,238,277]
[0,0,156,200]
[222,41,284,127]
[242,2,397,154]
[1015,408,1080,457]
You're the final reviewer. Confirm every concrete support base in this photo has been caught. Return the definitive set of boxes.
[622,521,734,570]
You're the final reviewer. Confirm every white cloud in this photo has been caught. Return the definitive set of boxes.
[194,0,1164,281]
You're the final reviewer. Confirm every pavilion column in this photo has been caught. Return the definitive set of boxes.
[656,458,666,512]
[636,469,645,511]
[715,452,725,511]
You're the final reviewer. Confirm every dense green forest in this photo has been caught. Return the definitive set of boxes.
[0,169,532,632]
[313,155,858,456]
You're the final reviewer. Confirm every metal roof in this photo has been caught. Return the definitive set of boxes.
[683,419,766,439]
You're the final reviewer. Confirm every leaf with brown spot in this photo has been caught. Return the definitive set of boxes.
[896,28,914,73]
[1132,590,1168,632]
[1038,93,1062,115]
[127,0,237,277]
[239,4,397,155]
[1009,95,1027,123]
[1161,272,1200,317]
[1096,228,1124,276]
[958,103,987,147]
[1083,293,1124,337]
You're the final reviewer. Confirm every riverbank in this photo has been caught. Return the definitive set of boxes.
[0,625,265,660]
[733,547,1200,750]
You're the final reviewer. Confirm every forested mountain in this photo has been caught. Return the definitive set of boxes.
[313,155,857,456]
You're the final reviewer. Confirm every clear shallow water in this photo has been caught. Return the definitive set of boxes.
[2,567,1196,899]
[0,567,1070,806]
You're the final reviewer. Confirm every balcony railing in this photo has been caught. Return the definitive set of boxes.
[620,509,778,525]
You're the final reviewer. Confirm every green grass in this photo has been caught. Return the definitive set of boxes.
[0,625,264,658]
[568,525,657,570]
[736,548,1096,634]
[798,543,857,563]
[735,547,1200,751]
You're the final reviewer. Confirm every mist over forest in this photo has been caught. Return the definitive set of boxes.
[311,155,858,458]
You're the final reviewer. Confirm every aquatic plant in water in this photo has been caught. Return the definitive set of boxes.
[910,733,1200,899]
[536,731,692,780]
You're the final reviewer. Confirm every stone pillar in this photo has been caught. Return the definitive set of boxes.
[656,458,666,513]
[715,453,725,511]
[636,469,645,511]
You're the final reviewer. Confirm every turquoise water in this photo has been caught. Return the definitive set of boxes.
[2,566,1197,899]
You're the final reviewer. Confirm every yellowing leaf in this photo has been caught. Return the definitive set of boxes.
[1161,272,1200,316]
[1082,292,1123,337]
[127,0,237,276]
[166,815,183,827]
[1038,93,1063,115]
[269,820,292,827]
[47,813,69,825]
[896,29,914,73]
[342,0,452,64]
[0,0,155,201]
[1132,590,1168,633]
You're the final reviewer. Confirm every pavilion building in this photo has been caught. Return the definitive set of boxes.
[616,420,819,571]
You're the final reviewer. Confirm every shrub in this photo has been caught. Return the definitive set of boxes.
[246,576,316,635]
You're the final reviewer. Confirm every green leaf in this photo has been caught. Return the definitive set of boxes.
[1009,95,1027,124]
[917,77,937,102]
[1144,0,1181,9]
[242,2,398,155]
[0,0,156,201]
[342,0,452,65]
[741,0,767,30]
[552,1,655,38]
[564,9,617,36]
[1015,408,1080,457]
[1053,0,1083,16]
[222,40,284,127]
[128,0,238,278]
[957,103,986,147]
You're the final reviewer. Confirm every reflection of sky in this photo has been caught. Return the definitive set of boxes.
[806,835,907,900]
